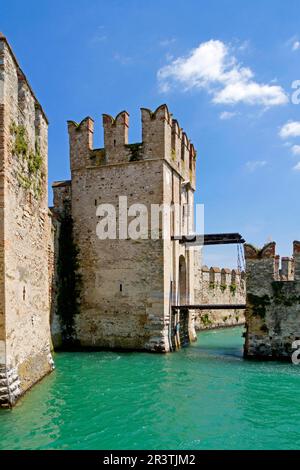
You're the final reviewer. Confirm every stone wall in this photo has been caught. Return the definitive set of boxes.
[0,34,53,407]
[52,104,197,353]
[194,254,246,330]
[244,241,300,360]
[49,180,72,349]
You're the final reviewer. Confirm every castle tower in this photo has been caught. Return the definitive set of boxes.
[244,241,300,359]
[0,34,53,407]
[52,104,197,352]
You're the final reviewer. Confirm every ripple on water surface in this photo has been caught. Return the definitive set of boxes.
[1,327,300,449]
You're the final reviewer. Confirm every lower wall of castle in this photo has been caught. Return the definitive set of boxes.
[244,242,300,360]
[194,309,245,331]
[0,352,54,408]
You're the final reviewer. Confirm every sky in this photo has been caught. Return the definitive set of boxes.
[1,0,300,267]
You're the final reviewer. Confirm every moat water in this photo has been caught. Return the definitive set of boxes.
[1,326,300,450]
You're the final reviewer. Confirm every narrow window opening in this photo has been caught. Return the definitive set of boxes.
[95,199,97,206]
[120,283,123,292]
[23,286,26,301]
[114,139,116,147]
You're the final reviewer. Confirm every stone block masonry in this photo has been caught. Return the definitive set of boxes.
[194,254,246,330]
[0,33,54,407]
[244,241,300,360]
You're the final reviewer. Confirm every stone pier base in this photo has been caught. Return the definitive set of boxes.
[0,353,54,408]
[0,366,21,408]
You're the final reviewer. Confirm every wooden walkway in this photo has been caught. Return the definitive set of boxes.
[172,304,246,311]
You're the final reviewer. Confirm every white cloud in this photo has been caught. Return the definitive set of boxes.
[285,36,300,51]
[159,38,176,47]
[291,145,300,156]
[213,81,287,106]
[293,162,300,171]
[219,111,237,120]
[279,121,300,139]
[292,41,300,51]
[245,160,267,172]
[157,40,288,106]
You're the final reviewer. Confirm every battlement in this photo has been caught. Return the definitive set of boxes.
[201,265,245,289]
[244,241,300,283]
[67,104,196,188]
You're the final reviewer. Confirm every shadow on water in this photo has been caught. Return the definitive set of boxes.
[191,326,245,360]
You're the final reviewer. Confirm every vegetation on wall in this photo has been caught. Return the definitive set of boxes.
[271,282,300,307]
[230,284,237,295]
[260,324,268,333]
[247,293,270,319]
[10,122,45,198]
[56,212,82,345]
[126,143,143,162]
[201,313,212,327]
[89,148,106,165]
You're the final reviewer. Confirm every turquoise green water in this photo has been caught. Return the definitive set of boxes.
[1,327,300,450]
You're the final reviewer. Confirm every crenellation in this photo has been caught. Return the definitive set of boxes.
[102,111,129,161]
[244,242,276,292]
[171,119,182,170]
[141,104,172,161]
[67,105,195,191]
[181,132,190,179]
[209,266,221,285]
[68,117,94,172]
[293,241,300,281]
[280,257,294,281]
[274,254,280,280]
[221,267,231,286]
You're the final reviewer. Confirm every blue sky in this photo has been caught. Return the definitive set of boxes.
[2,0,300,267]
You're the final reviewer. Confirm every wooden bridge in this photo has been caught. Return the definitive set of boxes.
[172,232,245,246]
[169,231,246,350]
[172,304,246,310]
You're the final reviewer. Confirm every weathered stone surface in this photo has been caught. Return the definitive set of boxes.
[194,254,246,330]
[244,241,300,360]
[0,34,53,407]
